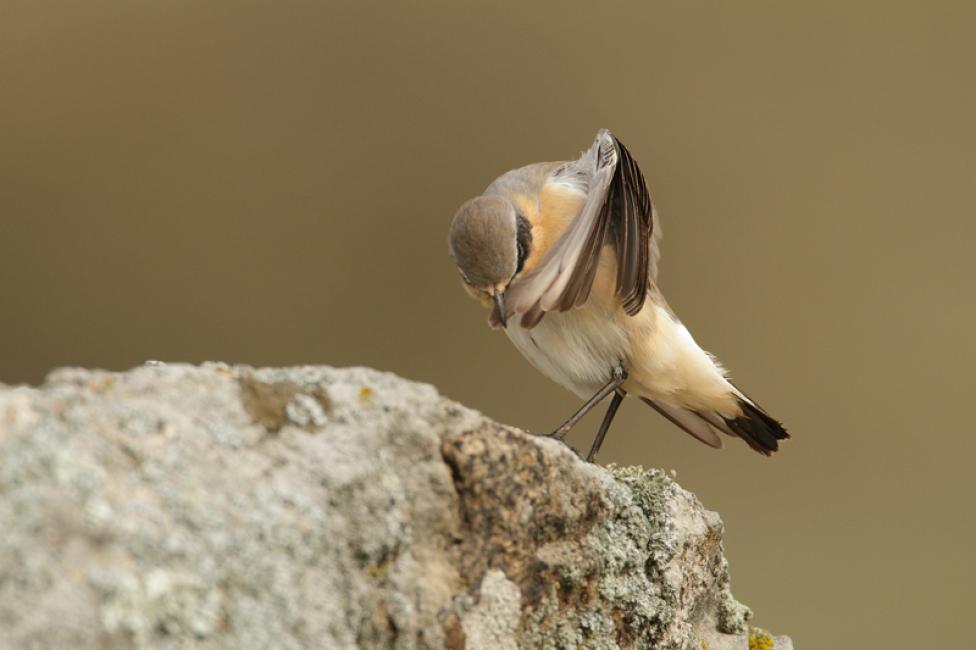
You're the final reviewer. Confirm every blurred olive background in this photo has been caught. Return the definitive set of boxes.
[2,2,974,647]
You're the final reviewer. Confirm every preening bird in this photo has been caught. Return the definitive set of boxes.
[448,129,789,461]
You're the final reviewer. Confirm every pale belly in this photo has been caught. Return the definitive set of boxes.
[503,301,737,414]
[503,303,631,398]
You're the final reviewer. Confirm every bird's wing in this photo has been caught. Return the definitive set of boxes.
[504,129,656,328]
[639,398,723,449]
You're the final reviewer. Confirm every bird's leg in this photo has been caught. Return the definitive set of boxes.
[547,365,628,441]
[585,389,626,462]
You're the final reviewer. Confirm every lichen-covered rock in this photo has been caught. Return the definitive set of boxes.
[0,363,791,649]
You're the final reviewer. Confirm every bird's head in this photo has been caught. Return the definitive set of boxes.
[448,195,532,327]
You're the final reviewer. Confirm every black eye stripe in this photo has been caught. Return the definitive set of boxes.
[515,213,532,274]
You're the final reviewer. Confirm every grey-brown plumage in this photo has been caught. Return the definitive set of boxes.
[448,195,519,290]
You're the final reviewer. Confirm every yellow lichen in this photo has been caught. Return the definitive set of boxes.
[748,627,774,650]
[365,564,387,578]
[358,386,374,403]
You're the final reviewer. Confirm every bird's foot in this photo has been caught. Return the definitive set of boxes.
[544,426,572,442]
[530,431,583,458]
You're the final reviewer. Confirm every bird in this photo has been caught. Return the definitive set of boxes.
[447,129,789,462]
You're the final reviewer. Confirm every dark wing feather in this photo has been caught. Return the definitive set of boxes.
[504,130,654,328]
[612,138,653,314]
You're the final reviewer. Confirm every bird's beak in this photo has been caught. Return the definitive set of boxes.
[491,290,507,328]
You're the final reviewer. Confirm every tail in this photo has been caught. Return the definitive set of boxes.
[721,394,790,456]
[641,391,789,456]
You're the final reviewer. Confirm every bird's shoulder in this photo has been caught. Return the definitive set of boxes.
[484,161,564,198]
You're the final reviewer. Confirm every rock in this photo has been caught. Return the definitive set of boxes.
[0,363,791,649]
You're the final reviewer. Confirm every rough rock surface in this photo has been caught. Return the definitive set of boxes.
[0,363,792,649]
